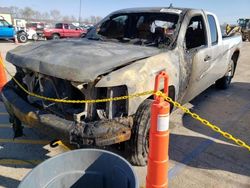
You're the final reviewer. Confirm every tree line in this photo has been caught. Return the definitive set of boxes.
[4,6,102,24]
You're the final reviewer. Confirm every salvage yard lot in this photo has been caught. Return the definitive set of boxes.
[0,41,250,188]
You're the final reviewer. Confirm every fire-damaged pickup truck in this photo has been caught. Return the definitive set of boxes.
[1,7,241,166]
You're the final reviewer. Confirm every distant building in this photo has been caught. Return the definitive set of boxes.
[13,19,27,30]
[0,6,12,23]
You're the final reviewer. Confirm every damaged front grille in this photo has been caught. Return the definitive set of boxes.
[95,86,128,120]
[22,72,85,119]
[17,69,128,122]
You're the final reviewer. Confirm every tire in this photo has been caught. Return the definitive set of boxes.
[52,34,60,40]
[80,33,86,38]
[215,60,235,89]
[17,33,28,43]
[32,34,38,41]
[129,99,153,166]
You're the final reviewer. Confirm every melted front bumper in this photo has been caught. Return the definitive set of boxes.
[1,83,132,146]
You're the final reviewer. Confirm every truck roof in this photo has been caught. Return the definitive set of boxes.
[112,7,190,15]
[55,23,74,25]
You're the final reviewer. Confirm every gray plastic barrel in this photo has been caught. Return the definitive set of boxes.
[19,149,139,188]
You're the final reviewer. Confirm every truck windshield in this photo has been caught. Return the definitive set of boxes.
[87,12,180,48]
[0,19,10,27]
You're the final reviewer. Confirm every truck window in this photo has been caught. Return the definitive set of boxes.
[55,23,63,29]
[207,15,218,45]
[64,24,69,29]
[185,15,207,50]
[0,20,10,27]
[94,13,179,48]
[99,15,128,39]
[69,24,77,29]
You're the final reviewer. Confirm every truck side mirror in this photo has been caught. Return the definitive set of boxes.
[8,25,14,28]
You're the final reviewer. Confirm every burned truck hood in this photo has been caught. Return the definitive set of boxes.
[6,39,162,82]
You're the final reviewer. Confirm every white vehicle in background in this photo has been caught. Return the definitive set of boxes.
[26,28,38,41]
[13,19,38,41]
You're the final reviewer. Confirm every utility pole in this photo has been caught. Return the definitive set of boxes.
[78,0,82,23]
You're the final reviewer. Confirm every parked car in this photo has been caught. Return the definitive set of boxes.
[0,16,28,43]
[43,23,87,39]
[80,24,94,32]
[2,7,241,166]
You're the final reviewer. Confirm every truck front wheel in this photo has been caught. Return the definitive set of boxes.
[129,99,152,166]
[17,33,28,43]
[215,60,235,89]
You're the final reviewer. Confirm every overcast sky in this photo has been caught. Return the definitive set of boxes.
[1,0,250,23]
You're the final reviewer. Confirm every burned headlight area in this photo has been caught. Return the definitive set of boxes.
[14,68,128,122]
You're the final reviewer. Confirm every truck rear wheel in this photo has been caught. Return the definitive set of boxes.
[80,33,86,38]
[215,60,235,89]
[129,99,152,166]
[52,34,60,40]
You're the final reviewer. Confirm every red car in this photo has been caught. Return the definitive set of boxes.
[43,23,87,40]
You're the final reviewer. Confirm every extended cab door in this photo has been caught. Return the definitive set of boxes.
[205,13,228,81]
[182,12,215,102]
[0,19,14,38]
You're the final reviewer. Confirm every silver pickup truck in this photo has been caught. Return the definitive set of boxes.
[1,7,241,166]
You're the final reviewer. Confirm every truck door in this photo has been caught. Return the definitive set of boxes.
[0,19,14,38]
[182,14,214,102]
[206,14,227,81]
[63,23,71,37]
[69,24,80,37]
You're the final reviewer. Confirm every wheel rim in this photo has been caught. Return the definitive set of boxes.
[33,34,38,40]
[53,35,59,40]
[225,62,234,84]
[227,64,233,77]
[143,121,150,158]
[20,35,26,42]
[146,128,149,153]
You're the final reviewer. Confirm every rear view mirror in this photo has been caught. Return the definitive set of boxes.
[8,25,13,28]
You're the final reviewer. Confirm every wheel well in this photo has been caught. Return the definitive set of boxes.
[16,30,26,35]
[231,50,240,74]
[52,33,60,36]
[148,85,175,100]
[147,85,175,111]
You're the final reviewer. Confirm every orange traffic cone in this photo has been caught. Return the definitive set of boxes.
[146,71,170,188]
[0,54,7,92]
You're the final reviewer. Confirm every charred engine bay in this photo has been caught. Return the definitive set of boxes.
[17,68,128,122]
[10,68,133,146]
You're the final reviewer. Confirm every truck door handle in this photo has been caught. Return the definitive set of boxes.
[204,55,211,62]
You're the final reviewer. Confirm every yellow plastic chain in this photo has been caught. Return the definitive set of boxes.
[0,57,249,151]
[156,91,250,151]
